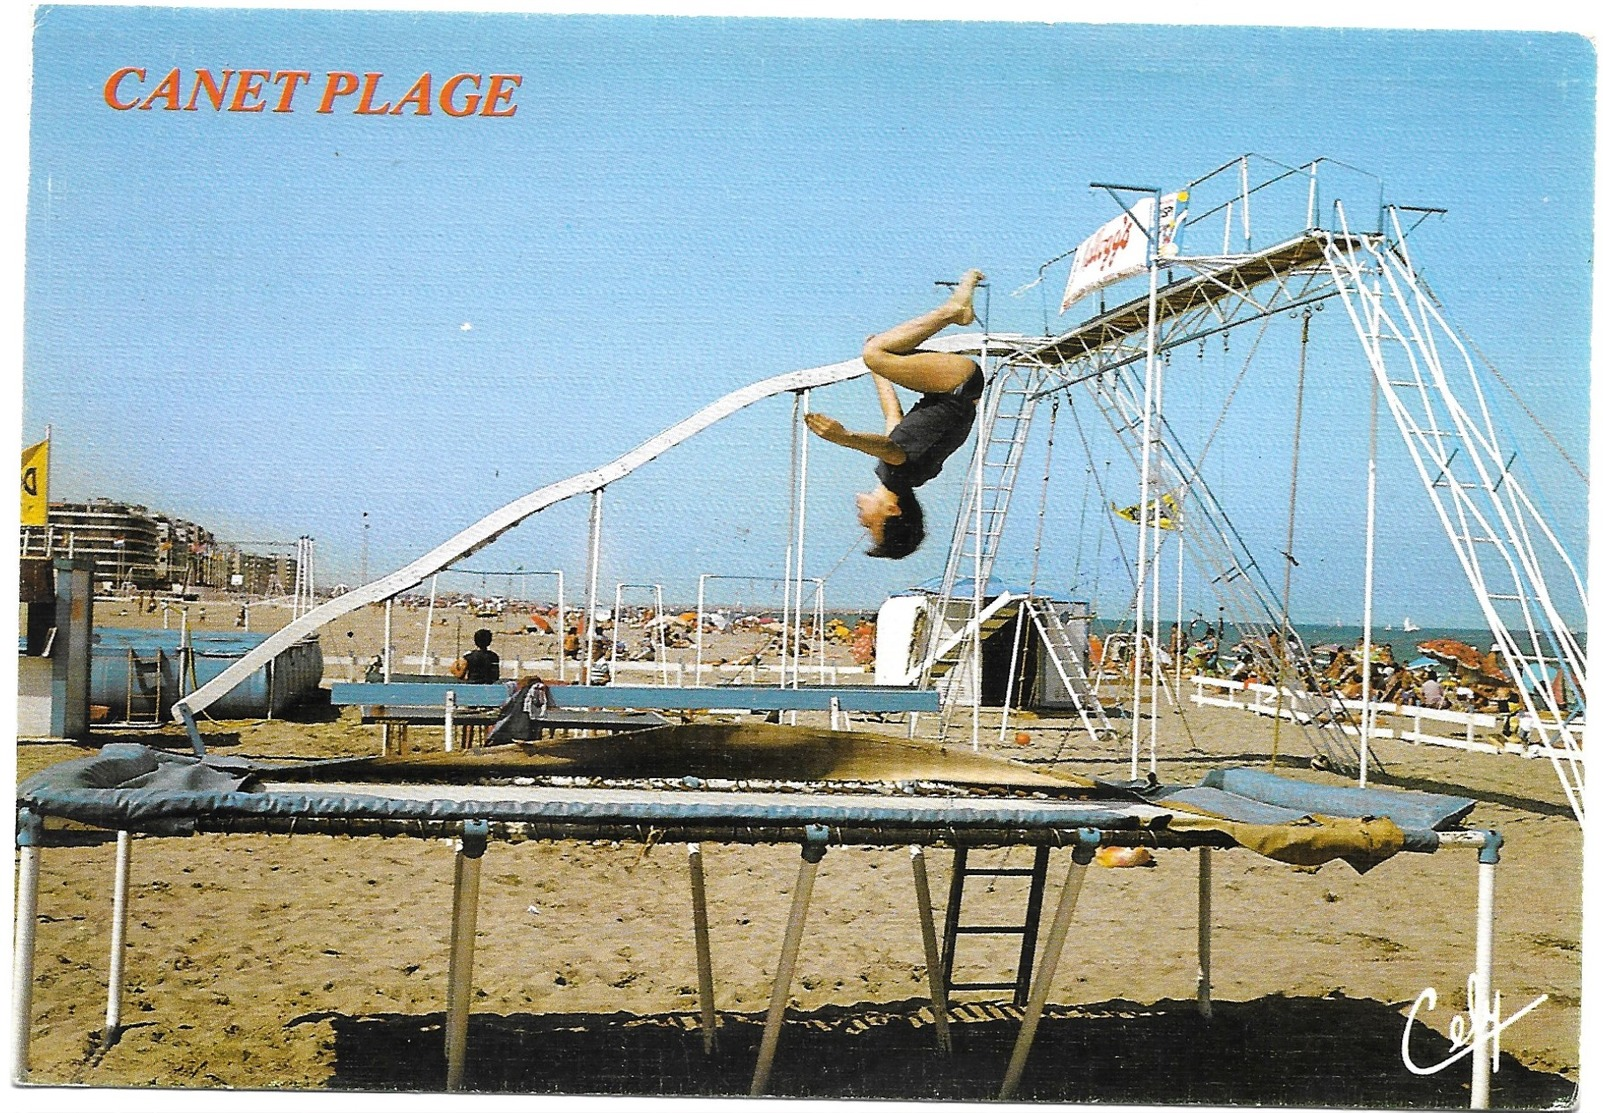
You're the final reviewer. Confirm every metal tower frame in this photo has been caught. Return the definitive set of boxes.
[918,155,1584,818]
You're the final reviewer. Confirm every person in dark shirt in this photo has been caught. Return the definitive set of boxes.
[461,627,501,684]
[805,269,985,559]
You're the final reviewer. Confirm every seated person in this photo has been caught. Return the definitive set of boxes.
[455,627,501,684]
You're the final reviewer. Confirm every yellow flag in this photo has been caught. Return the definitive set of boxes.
[20,438,48,527]
[1112,491,1180,531]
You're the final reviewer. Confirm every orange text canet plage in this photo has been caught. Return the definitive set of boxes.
[104,69,522,117]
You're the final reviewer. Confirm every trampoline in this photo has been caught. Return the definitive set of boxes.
[13,726,1504,1104]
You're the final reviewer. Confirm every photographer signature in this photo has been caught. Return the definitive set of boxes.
[1402,974,1547,1075]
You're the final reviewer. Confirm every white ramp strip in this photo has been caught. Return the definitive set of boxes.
[176,330,1029,721]
[180,355,866,718]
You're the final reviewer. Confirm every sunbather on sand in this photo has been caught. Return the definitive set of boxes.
[805,269,985,559]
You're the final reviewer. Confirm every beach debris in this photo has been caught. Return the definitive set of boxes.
[1094,846,1155,869]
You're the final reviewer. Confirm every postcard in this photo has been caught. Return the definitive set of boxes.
[11,3,1591,1109]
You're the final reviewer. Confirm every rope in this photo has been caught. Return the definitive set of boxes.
[1270,310,1311,770]
[1028,400,1060,596]
[1187,311,1275,485]
[1066,393,1138,593]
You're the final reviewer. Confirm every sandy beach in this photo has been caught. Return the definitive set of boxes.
[13,605,1582,1107]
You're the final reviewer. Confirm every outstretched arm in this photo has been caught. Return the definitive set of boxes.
[805,412,907,466]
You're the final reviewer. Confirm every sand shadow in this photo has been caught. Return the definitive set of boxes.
[1362,769,1574,820]
[313,994,1574,1106]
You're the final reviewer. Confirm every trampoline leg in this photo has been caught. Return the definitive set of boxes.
[750,839,826,1096]
[444,822,488,1092]
[444,689,457,752]
[1470,837,1501,1110]
[907,711,919,739]
[1197,846,1213,1020]
[998,844,1094,1101]
[12,811,42,1080]
[105,831,133,1046]
[909,845,952,1054]
[688,843,718,1054]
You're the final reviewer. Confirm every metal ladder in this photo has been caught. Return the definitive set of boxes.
[1024,597,1112,740]
[124,648,165,725]
[1323,222,1585,819]
[917,358,1048,740]
[939,845,1052,1007]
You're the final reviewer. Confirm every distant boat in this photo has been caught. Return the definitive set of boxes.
[1403,617,1421,633]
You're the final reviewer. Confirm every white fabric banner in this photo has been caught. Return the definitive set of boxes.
[1060,191,1188,312]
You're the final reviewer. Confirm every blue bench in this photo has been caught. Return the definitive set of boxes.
[328,682,939,714]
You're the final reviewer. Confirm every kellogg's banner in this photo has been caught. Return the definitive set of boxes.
[1061,190,1188,312]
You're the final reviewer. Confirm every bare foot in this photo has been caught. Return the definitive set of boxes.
[945,268,985,325]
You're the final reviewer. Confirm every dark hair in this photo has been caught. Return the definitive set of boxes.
[473,628,494,649]
[866,489,925,560]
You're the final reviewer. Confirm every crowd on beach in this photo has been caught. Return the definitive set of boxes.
[1097,621,1576,719]
[387,593,882,684]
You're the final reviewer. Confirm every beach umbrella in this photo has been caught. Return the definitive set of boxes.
[1407,657,1437,671]
[1417,638,1482,670]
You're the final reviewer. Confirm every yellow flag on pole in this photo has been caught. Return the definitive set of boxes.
[21,438,49,527]
[1112,491,1181,531]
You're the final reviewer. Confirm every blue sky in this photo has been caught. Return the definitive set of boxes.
[19,4,1595,625]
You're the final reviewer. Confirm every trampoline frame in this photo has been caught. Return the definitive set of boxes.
[13,766,1505,1107]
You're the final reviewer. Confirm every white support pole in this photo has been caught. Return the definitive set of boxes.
[782,394,800,693]
[695,574,707,687]
[1305,159,1319,229]
[421,574,438,675]
[444,824,487,1092]
[687,843,718,1054]
[105,830,133,1045]
[1196,846,1213,1020]
[444,689,457,752]
[750,843,825,1096]
[583,489,603,685]
[1470,838,1501,1110]
[13,814,42,1080]
[383,598,393,683]
[1130,192,1162,780]
[813,583,825,686]
[1175,531,1186,693]
[829,695,841,733]
[1359,372,1379,787]
[794,390,811,692]
[554,570,566,684]
[1239,155,1251,247]
[999,844,1094,1101]
[655,585,669,686]
[908,846,953,1054]
[971,390,986,751]
[1147,241,1166,770]
[610,583,623,677]
[998,596,1027,746]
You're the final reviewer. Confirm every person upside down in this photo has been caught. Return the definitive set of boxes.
[805,268,985,559]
